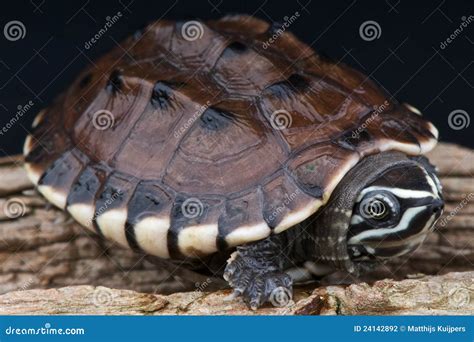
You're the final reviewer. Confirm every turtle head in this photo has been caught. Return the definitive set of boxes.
[311,152,443,275]
[347,157,444,261]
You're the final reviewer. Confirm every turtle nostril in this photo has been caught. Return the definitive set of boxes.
[431,199,444,214]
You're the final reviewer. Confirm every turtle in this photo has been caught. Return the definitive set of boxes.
[23,15,444,309]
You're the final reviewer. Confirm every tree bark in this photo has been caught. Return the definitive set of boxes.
[1,142,473,314]
[0,271,472,315]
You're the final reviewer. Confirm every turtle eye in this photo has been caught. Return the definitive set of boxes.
[359,192,398,222]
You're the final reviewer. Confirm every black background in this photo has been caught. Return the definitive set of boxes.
[0,0,473,156]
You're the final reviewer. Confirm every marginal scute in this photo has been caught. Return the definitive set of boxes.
[66,165,111,234]
[218,190,266,249]
[262,172,318,231]
[288,144,359,201]
[95,172,136,249]
[37,149,89,209]
[169,196,224,258]
[126,180,173,253]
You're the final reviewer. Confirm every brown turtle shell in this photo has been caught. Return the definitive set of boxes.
[23,15,438,259]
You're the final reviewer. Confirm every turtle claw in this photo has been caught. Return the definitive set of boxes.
[224,251,293,309]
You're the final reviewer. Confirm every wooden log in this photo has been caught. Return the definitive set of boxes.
[0,142,473,314]
[0,271,472,315]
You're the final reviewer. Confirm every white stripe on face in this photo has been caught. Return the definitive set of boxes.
[357,186,437,202]
[348,206,427,244]
[420,167,441,196]
[369,214,436,259]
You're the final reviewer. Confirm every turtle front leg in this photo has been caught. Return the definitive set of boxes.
[223,235,293,310]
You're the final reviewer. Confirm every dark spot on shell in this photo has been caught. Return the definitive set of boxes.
[265,74,310,97]
[79,73,92,88]
[286,74,310,91]
[302,184,324,198]
[338,129,371,149]
[200,107,234,131]
[151,81,173,109]
[227,41,248,53]
[106,69,123,94]
[98,184,124,204]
